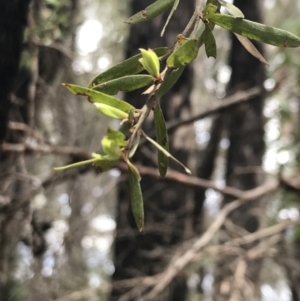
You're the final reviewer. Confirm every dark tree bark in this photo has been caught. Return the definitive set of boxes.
[0,1,31,299]
[0,0,31,143]
[212,1,266,300]
[111,1,195,300]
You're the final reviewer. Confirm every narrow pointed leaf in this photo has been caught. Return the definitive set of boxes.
[204,24,217,58]
[167,39,201,68]
[62,84,134,113]
[128,165,144,232]
[126,0,175,24]
[154,103,169,178]
[217,0,244,18]
[234,33,269,65]
[54,158,97,171]
[93,75,154,95]
[161,0,180,36]
[129,134,140,158]
[94,103,128,119]
[158,66,185,96]
[88,47,169,87]
[207,13,300,48]
[143,131,191,174]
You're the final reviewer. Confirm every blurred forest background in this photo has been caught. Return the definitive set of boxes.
[1,0,300,300]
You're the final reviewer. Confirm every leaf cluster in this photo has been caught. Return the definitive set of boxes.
[55,0,300,231]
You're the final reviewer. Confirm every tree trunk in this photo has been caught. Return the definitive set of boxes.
[0,1,82,300]
[111,1,195,300]
[0,1,31,299]
[212,0,266,300]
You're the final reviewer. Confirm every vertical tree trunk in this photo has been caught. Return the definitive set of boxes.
[111,1,195,300]
[212,0,266,300]
[0,1,31,299]
[0,0,31,142]
[0,1,82,300]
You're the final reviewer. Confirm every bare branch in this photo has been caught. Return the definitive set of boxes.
[143,179,279,300]
[164,86,262,134]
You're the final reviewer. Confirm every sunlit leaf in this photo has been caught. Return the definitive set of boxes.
[204,24,217,58]
[93,75,154,95]
[139,48,160,79]
[54,158,97,171]
[207,13,300,47]
[161,0,180,36]
[128,164,144,232]
[126,0,175,24]
[154,102,169,178]
[88,47,169,87]
[106,128,127,147]
[167,39,201,68]
[94,103,128,119]
[217,0,244,18]
[234,33,269,65]
[101,137,121,159]
[62,84,134,113]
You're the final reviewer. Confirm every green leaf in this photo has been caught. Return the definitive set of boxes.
[101,136,121,159]
[139,48,160,78]
[88,47,169,87]
[158,66,185,96]
[207,13,300,48]
[193,3,219,40]
[167,39,201,68]
[154,103,169,178]
[142,131,191,174]
[204,24,217,58]
[202,3,218,19]
[93,75,154,95]
[161,0,180,36]
[62,84,134,113]
[106,128,127,147]
[126,0,175,24]
[92,157,118,173]
[234,33,269,65]
[217,0,244,18]
[54,158,97,171]
[128,164,144,232]
[94,103,128,119]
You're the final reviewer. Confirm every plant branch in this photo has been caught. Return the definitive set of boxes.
[142,178,279,300]
[165,86,262,134]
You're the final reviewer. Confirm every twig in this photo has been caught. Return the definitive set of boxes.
[52,218,297,301]
[117,162,248,199]
[1,140,90,159]
[127,67,170,150]
[164,86,262,134]
[142,179,279,300]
